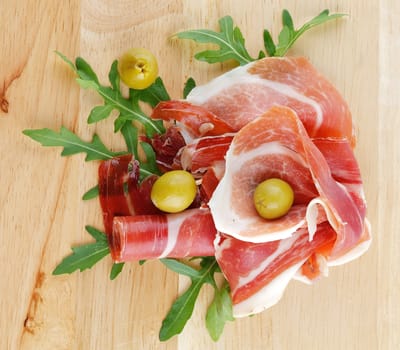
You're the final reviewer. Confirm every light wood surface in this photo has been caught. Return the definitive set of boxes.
[1,1,398,349]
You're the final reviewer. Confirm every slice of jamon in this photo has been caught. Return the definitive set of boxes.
[98,155,160,234]
[98,155,135,234]
[151,126,186,171]
[109,208,216,261]
[215,222,336,317]
[199,164,225,202]
[187,56,354,144]
[208,106,367,260]
[178,134,233,173]
[151,100,234,139]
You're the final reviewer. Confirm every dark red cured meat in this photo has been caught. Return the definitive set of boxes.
[98,155,135,234]
[98,155,160,234]
[151,126,186,171]
[110,208,216,261]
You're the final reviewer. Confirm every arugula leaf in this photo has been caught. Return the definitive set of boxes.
[263,29,276,56]
[56,53,165,138]
[159,257,219,341]
[87,104,115,124]
[108,60,120,91]
[130,77,170,108]
[161,259,201,279]
[183,77,196,98]
[206,282,234,341]
[139,141,161,177]
[272,9,347,56]
[175,16,256,65]
[52,226,109,275]
[82,185,99,200]
[22,127,125,161]
[120,121,139,159]
[177,10,345,64]
[110,262,125,280]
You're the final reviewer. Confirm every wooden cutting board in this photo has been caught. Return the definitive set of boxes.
[1,1,398,349]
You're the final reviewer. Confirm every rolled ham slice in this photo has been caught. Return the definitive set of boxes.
[109,208,216,261]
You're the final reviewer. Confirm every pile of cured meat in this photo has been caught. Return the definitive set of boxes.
[98,56,371,317]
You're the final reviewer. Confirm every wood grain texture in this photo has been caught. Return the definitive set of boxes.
[0,0,397,349]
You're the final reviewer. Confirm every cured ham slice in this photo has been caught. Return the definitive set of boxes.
[151,126,186,171]
[186,56,354,144]
[98,155,160,234]
[98,155,135,234]
[199,164,225,202]
[215,222,336,317]
[151,100,234,140]
[208,106,367,260]
[178,134,233,173]
[109,208,216,261]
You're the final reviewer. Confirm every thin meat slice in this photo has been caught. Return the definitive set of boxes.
[178,134,233,173]
[98,155,135,234]
[110,208,216,261]
[199,164,225,202]
[208,106,366,260]
[151,100,235,140]
[215,222,336,317]
[98,155,160,234]
[209,106,318,242]
[187,56,354,144]
[151,126,186,171]
[311,138,371,264]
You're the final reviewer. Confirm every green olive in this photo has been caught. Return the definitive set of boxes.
[150,170,197,213]
[253,178,294,219]
[117,48,158,90]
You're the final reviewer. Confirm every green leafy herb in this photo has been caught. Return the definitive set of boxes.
[120,121,161,180]
[53,226,109,275]
[206,282,234,341]
[177,9,345,65]
[22,127,125,161]
[159,258,220,341]
[129,77,170,108]
[175,16,257,65]
[269,9,347,57]
[183,77,196,98]
[56,52,166,138]
[110,262,125,280]
[82,185,99,200]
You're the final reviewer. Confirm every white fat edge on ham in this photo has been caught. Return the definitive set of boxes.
[294,219,371,282]
[157,209,199,258]
[209,141,308,243]
[234,232,304,291]
[232,261,306,318]
[113,220,126,263]
[327,218,372,267]
[179,134,234,172]
[186,60,324,134]
[305,197,336,241]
